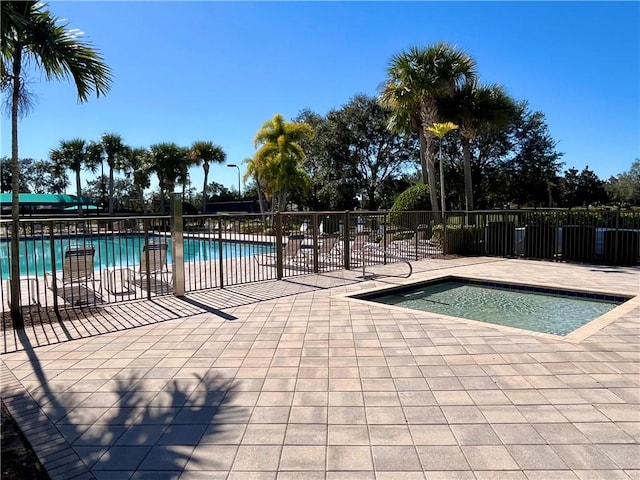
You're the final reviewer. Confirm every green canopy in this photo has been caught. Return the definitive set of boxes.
[0,193,96,207]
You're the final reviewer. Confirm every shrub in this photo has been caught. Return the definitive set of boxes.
[390,184,431,229]
[391,184,430,212]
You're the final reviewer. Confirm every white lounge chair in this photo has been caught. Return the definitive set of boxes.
[301,233,340,266]
[45,245,100,305]
[127,242,170,287]
[255,234,306,267]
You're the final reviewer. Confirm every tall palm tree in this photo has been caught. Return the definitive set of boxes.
[440,81,517,211]
[49,139,99,215]
[190,141,227,213]
[252,113,314,211]
[2,1,111,327]
[148,143,187,213]
[380,42,476,222]
[101,133,128,215]
[124,147,151,214]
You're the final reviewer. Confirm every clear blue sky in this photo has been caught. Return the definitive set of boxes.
[2,1,638,196]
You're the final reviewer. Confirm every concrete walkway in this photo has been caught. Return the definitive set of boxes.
[1,258,639,480]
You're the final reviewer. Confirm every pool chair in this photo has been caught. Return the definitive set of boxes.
[127,242,171,287]
[254,234,306,267]
[301,233,340,266]
[45,245,100,305]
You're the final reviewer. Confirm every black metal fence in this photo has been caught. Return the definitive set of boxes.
[2,208,638,317]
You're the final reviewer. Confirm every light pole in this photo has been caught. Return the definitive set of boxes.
[227,164,241,197]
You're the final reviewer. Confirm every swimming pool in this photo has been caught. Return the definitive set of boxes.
[0,235,274,278]
[353,277,630,336]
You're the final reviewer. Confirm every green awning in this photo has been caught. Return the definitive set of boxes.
[0,193,96,206]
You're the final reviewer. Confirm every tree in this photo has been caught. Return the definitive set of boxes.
[250,113,314,211]
[606,159,640,206]
[311,94,418,210]
[148,143,187,213]
[503,106,564,207]
[123,147,152,214]
[0,157,68,193]
[1,1,111,327]
[380,42,476,222]
[101,133,128,215]
[426,122,459,214]
[294,109,360,211]
[49,139,101,214]
[439,81,518,211]
[190,141,227,213]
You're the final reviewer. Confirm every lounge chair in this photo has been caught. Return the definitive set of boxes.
[45,245,100,305]
[254,234,306,267]
[301,233,340,266]
[127,242,170,287]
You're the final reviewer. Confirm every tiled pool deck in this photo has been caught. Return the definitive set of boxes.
[1,257,639,480]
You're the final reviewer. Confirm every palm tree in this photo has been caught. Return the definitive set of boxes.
[148,143,187,213]
[426,122,459,214]
[190,141,227,213]
[440,81,517,211]
[2,1,111,327]
[101,133,128,215]
[252,113,314,211]
[380,42,476,222]
[50,139,100,215]
[124,147,151,214]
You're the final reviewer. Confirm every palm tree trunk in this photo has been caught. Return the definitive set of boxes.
[76,170,83,217]
[418,129,429,185]
[420,101,442,224]
[201,162,209,214]
[10,45,24,328]
[425,134,441,224]
[461,137,474,212]
[108,163,115,215]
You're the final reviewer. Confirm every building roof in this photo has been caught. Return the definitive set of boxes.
[0,193,96,207]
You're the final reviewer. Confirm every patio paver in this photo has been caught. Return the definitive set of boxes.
[1,258,638,479]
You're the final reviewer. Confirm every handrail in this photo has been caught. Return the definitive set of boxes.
[361,244,413,279]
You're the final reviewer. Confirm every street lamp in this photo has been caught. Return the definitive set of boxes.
[227,164,241,197]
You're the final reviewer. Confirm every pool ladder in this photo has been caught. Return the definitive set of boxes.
[361,244,413,279]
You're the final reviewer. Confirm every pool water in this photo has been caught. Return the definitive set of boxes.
[0,235,274,278]
[363,278,627,336]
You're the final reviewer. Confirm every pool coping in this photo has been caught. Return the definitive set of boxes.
[342,273,640,344]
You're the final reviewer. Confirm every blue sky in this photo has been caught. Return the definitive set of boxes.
[2,1,638,196]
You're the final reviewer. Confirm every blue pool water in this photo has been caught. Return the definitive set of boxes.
[0,235,274,278]
[358,278,627,336]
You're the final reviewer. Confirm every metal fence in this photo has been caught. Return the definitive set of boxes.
[2,208,638,317]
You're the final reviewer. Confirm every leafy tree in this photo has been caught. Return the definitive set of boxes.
[101,133,129,215]
[330,94,418,210]
[294,109,360,211]
[1,1,111,326]
[49,139,101,214]
[84,175,133,210]
[190,141,227,213]
[380,42,476,221]
[0,156,30,192]
[505,106,564,207]
[249,113,314,211]
[606,159,640,206]
[560,166,607,207]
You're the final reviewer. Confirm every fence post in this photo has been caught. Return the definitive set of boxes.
[171,193,185,296]
[275,212,284,280]
[614,209,620,265]
[49,221,59,314]
[343,211,351,270]
[218,216,224,289]
[312,212,319,274]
